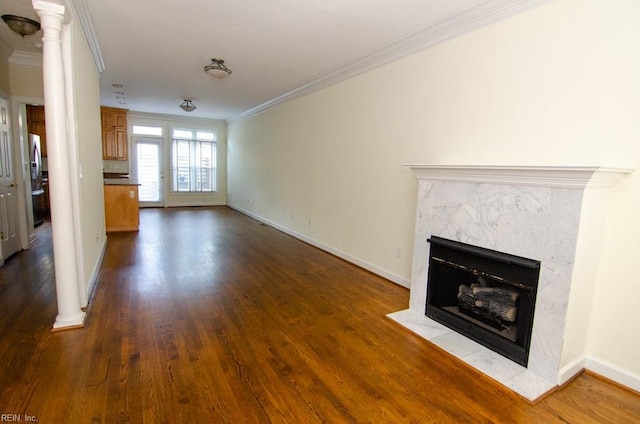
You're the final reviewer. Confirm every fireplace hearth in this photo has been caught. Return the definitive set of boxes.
[387,165,631,401]
[425,236,540,366]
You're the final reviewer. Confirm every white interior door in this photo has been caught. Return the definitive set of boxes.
[0,98,20,262]
[134,137,164,207]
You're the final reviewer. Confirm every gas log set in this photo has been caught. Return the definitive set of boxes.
[425,236,540,366]
[458,278,519,328]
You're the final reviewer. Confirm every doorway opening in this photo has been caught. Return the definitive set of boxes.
[134,137,164,207]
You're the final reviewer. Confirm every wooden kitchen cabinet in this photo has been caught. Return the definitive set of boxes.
[101,106,128,160]
[104,184,139,232]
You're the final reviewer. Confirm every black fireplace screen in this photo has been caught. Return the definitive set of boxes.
[425,236,540,367]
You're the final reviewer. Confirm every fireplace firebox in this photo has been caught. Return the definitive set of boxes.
[425,236,540,367]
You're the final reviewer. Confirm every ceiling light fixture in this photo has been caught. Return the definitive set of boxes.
[2,14,41,37]
[180,100,197,112]
[204,58,232,79]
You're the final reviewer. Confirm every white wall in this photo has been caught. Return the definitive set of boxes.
[8,63,44,98]
[0,55,9,95]
[68,16,106,304]
[228,0,640,386]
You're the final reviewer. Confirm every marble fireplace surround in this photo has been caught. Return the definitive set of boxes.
[388,165,631,401]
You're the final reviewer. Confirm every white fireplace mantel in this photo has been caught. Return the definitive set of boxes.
[389,164,633,401]
[404,164,633,188]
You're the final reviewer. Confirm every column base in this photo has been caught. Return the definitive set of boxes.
[52,311,86,332]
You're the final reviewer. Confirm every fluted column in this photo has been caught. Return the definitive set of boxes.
[33,0,85,330]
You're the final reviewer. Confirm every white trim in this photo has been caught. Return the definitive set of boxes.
[52,311,86,329]
[33,0,65,15]
[229,0,549,122]
[166,201,226,208]
[558,357,586,385]
[585,356,640,393]
[129,111,227,127]
[65,0,105,74]
[83,236,107,307]
[227,203,411,289]
[8,51,43,67]
[10,96,45,251]
[404,165,634,189]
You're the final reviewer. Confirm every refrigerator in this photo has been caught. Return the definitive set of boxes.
[30,134,46,226]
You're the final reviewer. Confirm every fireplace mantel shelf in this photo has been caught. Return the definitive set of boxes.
[403,165,633,189]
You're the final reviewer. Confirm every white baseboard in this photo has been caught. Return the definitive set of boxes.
[82,237,107,308]
[227,204,410,289]
[165,201,227,208]
[558,357,586,385]
[558,354,640,393]
[585,356,640,393]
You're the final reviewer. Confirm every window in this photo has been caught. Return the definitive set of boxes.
[171,128,217,192]
[132,125,163,136]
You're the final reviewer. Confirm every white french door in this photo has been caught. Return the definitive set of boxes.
[133,137,164,207]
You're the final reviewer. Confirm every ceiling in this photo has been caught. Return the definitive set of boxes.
[1,0,545,121]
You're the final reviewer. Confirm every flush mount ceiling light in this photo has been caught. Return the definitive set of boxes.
[2,15,41,37]
[180,100,197,112]
[204,58,232,79]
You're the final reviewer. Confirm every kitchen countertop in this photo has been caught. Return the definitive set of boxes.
[103,180,140,186]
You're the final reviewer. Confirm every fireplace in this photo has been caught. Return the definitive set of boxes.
[425,236,540,367]
[387,165,631,401]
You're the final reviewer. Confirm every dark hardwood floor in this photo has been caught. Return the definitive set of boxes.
[1,207,639,423]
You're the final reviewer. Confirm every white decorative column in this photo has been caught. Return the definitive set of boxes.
[33,0,86,330]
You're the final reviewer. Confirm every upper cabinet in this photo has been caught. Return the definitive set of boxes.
[101,107,128,161]
[26,105,47,157]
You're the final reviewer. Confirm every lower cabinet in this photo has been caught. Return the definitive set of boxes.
[104,184,139,232]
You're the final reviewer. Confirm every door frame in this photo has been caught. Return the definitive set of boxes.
[10,96,44,252]
[132,136,165,208]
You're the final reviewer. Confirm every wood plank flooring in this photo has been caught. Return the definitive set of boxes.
[1,206,639,423]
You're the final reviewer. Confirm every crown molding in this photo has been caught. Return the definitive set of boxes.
[127,110,227,126]
[9,51,43,67]
[404,165,634,189]
[65,0,105,74]
[229,0,549,123]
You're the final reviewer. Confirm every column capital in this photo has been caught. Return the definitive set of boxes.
[32,0,65,15]
[32,1,67,26]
